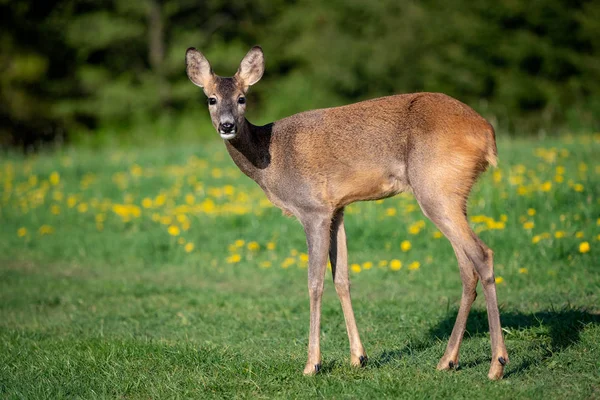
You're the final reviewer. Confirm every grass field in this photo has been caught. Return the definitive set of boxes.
[1,133,599,398]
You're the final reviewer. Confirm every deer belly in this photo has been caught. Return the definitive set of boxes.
[331,166,409,206]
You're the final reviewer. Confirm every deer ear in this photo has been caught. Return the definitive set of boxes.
[186,47,213,88]
[235,46,264,87]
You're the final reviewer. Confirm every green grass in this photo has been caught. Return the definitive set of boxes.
[1,133,599,399]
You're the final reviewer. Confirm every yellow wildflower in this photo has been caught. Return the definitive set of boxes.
[378,260,388,267]
[234,239,245,247]
[408,261,420,270]
[495,276,504,284]
[573,184,584,192]
[168,225,180,236]
[408,225,421,235]
[532,235,541,244]
[518,268,528,274]
[575,231,584,238]
[260,261,272,268]
[184,243,194,253]
[433,231,443,239]
[362,261,373,270]
[17,227,27,237]
[523,221,534,230]
[49,172,60,186]
[227,254,242,264]
[540,181,552,192]
[142,198,153,208]
[281,257,295,268]
[299,253,309,263]
[267,242,276,250]
[527,208,536,216]
[77,203,88,213]
[351,264,362,273]
[390,259,402,271]
[554,231,565,239]
[579,242,590,254]
[51,205,61,215]
[247,241,260,251]
[401,240,411,252]
[39,225,54,235]
[386,208,397,216]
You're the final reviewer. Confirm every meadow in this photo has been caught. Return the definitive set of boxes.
[1,133,599,398]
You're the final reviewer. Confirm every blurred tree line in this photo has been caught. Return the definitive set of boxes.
[1,0,599,148]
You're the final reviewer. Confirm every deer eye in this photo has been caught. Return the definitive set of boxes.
[208,97,217,105]
[238,97,246,105]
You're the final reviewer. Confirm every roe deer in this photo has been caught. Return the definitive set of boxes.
[185,46,508,379]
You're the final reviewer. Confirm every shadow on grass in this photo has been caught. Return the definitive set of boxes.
[374,307,600,377]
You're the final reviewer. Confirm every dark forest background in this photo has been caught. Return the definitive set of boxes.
[1,0,599,148]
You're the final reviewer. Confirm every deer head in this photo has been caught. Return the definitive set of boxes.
[185,46,265,140]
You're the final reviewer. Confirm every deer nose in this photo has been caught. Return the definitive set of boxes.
[219,122,235,133]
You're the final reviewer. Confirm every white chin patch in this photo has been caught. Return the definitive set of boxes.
[219,131,236,140]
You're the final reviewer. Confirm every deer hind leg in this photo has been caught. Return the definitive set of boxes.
[329,208,367,367]
[412,185,508,380]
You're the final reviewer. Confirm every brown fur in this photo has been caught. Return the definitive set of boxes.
[186,46,508,379]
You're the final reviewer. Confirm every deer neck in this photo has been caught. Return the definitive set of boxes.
[223,118,272,184]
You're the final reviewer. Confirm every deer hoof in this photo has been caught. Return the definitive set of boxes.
[448,360,459,370]
[359,355,368,366]
[436,357,458,371]
[303,363,321,375]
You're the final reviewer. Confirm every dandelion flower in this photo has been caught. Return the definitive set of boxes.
[575,231,584,238]
[281,257,295,268]
[408,261,420,270]
[554,231,565,239]
[390,259,402,271]
[432,231,443,239]
[234,239,245,247]
[527,208,536,216]
[49,172,60,186]
[579,242,590,254]
[401,240,411,252]
[540,181,552,192]
[142,198,153,208]
[227,254,242,263]
[247,241,260,251]
[39,225,54,235]
[184,243,195,253]
[351,264,362,273]
[168,225,180,236]
[267,242,276,250]
[362,261,373,270]
[495,276,504,284]
[17,227,27,237]
[523,221,534,230]
[386,208,397,216]
[518,268,528,274]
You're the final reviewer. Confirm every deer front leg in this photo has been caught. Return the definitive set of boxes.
[329,209,367,367]
[301,213,332,375]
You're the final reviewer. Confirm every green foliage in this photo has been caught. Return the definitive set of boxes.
[1,0,599,147]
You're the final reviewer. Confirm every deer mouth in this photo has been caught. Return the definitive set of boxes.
[219,131,237,140]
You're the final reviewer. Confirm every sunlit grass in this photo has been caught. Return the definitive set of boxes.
[0,133,598,398]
